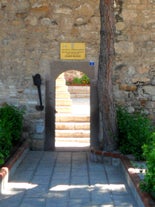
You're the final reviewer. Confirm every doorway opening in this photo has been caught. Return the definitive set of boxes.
[55,70,90,150]
[44,61,98,151]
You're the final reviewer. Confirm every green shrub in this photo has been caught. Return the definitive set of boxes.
[0,104,24,165]
[80,74,90,85]
[66,74,90,85]
[116,106,153,160]
[72,77,81,85]
[140,133,155,194]
[0,152,5,165]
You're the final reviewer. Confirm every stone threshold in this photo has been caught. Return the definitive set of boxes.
[0,141,29,194]
[90,148,155,207]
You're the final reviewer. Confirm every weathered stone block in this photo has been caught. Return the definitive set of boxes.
[152,96,155,101]
[54,6,72,15]
[132,77,150,83]
[30,6,49,17]
[137,66,149,74]
[74,3,94,19]
[140,99,147,107]
[16,0,30,13]
[31,139,44,151]
[116,22,126,31]
[119,84,137,91]
[25,15,38,26]
[143,86,155,95]
[122,10,138,21]
[114,41,134,54]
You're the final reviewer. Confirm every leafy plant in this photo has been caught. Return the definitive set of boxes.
[80,74,90,85]
[0,152,5,165]
[72,77,81,85]
[140,133,155,195]
[66,74,90,85]
[116,106,153,160]
[0,104,24,165]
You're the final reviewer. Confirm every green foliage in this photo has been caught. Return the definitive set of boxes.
[80,74,90,85]
[0,152,5,165]
[140,133,155,194]
[116,106,153,160]
[0,104,24,165]
[72,77,81,85]
[66,74,90,85]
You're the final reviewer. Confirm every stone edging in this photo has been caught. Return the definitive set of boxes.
[90,148,155,207]
[0,141,29,194]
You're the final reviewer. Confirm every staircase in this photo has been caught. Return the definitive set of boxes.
[56,73,72,113]
[55,114,90,147]
[68,85,90,98]
[55,73,90,148]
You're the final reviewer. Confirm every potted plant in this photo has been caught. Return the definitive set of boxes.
[66,74,90,86]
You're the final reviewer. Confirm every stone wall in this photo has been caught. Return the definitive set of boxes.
[0,0,100,149]
[1,0,155,149]
[114,0,155,121]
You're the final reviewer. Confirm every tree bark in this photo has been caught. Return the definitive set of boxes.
[98,0,117,151]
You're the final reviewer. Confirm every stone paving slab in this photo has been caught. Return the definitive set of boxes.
[0,151,139,207]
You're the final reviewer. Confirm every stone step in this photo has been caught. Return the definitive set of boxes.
[55,130,90,138]
[68,86,90,93]
[56,73,72,113]
[70,93,90,98]
[68,86,90,98]
[56,78,66,85]
[55,137,90,144]
[56,92,71,99]
[56,107,72,113]
[56,122,90,130]
[68,86,90,94]
[56,99,72,106]
[56,85,68,92]
[56,114,90,122]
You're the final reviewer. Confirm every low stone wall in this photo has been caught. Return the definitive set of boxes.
[90,148,155,207]
[68,86,90,98]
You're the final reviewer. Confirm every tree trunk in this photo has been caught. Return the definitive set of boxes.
[98,0,117,151]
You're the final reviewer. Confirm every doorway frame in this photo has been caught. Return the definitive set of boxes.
[44,61,99,150]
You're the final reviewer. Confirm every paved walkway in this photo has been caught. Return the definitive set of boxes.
[0,151,138,207]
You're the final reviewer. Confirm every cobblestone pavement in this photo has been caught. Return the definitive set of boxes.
[0,151,139,207]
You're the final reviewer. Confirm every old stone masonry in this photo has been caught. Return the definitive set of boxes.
[0,0,155,149]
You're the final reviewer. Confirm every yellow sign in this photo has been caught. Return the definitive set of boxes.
[60,43,85,60]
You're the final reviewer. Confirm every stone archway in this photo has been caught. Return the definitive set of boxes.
[44,61,99,150]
